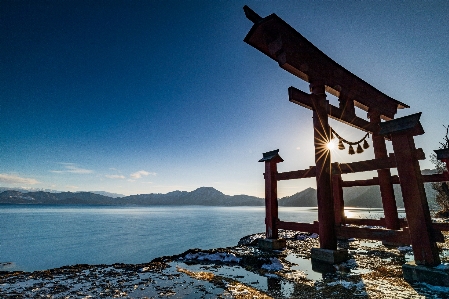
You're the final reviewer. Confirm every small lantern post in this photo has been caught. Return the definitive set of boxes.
[434,148,449,173]
[259,149,283,239]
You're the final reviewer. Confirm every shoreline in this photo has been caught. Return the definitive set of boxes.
[1,230,449,298]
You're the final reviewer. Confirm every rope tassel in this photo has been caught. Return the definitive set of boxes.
[363,139,369,149]
[331,127,370,155]
[348,145,355,155]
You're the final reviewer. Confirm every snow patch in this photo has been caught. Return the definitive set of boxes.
[337,258,358,270]
[184,252,241,263]
[328,280,365,290]
[296,232,319,240]
[397,246,413,252]
[261,258,284,271]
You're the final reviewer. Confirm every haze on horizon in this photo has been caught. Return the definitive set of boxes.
[1,0,448,197]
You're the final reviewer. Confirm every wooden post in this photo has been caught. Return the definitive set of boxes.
[333,174,345,226]
[444,159,449,173]
[311,82,337,250]
[368,109,400,230]
[259,150,283,239]
[434,149,449,173]
[338,91,355,119]
[383,116,441,266]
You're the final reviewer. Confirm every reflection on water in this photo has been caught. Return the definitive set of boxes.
[344,207,406,219]
[285,254,325,281]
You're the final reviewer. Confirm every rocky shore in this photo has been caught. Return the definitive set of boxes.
[1,230,449,298]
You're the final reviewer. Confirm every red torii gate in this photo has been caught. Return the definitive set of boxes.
[244,6,449,268]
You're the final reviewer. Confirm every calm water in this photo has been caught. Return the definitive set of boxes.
[0,205,397,272]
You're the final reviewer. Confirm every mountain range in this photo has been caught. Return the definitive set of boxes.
[0,184,438,209]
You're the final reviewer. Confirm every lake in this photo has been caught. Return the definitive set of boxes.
[0,205,399,272]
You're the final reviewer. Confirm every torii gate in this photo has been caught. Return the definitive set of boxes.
[243,6,449,270]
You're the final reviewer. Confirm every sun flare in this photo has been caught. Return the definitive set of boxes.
[326,139,337,151]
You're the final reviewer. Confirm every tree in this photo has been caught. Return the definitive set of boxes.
[431,125,449,217]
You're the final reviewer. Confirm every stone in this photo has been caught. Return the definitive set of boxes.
[258,238,286,251]
[402,261,449,287]
[310,248,349,264]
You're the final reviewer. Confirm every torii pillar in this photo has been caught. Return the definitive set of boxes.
[311,82,337,250]
[368,108,400,230]
[380,113,440,266]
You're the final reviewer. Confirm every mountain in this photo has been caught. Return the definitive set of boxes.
[0,183,439,209]
[0,187,125,199]
[89,191,125,198]
[0,187,61,193]
[278,187,317,207]
[343,184,437,210]
[0,187,264,206]
[343,185,398,208]
[277,183,437,209]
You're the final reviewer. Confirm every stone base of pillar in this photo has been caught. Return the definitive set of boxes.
[258,238,286,251]
[311,248,349,264]
[403,262,449,287]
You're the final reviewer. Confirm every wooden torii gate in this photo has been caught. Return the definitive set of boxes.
[244,6,449,267]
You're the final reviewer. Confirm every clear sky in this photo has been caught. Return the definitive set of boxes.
[1,0,448,197]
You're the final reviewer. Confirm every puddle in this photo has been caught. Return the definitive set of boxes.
[285,254,329,281]
[285,254,374,279]
[130,264,228,298]
[402,248,449,264]
[171,261,297,298]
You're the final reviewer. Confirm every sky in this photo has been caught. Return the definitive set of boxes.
[1,0,448,197]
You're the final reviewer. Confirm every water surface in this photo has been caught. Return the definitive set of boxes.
[0,205,400,271]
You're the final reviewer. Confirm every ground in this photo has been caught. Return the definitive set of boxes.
[1,228,449,298]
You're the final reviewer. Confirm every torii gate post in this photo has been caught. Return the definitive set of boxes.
[368,109,400,230]
[380,113,440,266]
[311,82,337,250]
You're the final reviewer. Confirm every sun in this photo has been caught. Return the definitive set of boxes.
[326,139,337,151]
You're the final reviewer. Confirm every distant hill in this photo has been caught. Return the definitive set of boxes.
[0,187,125,198]
[343,183,437,210]
[89,191,126,198]
[277,184,437,209]
[278,187,317,207]
[0,187,264,206]
[0,183,438,209]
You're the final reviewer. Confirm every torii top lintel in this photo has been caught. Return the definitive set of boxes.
[243,6,409,120]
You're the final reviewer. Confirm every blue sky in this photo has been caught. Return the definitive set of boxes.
[1,0,448,197]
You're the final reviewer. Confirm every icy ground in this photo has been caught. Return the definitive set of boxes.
[1,230,449,298]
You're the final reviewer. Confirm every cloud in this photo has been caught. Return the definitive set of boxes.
[105,174,126,179]
[130,170,156,179]
[0,174,39,185]
[51,163,93,174]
